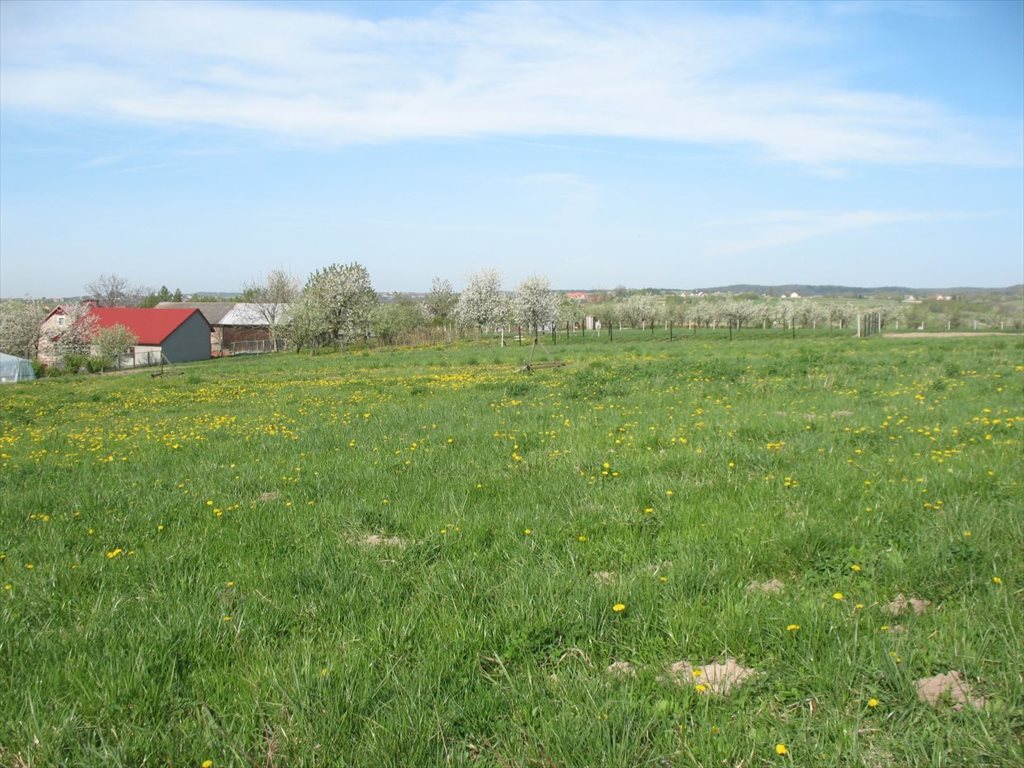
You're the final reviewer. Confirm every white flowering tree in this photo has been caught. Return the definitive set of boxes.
[512,275,560,340]
[558,296,585,333]
[0,300,47,359]
[290,262,377,350]
[94,324,138,367]
[620,293,659,329]
[425,277,458,341]
[456,268,503,335]
[51,302,98,364]
[283,297,329,352]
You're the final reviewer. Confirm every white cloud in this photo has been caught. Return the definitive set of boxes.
[0,1,1019,168]
[703,209,998,256]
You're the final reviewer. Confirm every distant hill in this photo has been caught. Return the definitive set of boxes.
[688,284,1023,298]
[585,284,1022,299]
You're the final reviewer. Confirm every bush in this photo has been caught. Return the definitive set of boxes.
[62,354,91,374]
[87,357,109,374]
[31,359,46,378]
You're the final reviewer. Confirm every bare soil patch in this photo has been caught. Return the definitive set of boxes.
[606,661,637,678]
[915,671,985,711]
[746,578,785,595]
[591,571,616,585]
[258,491,281,502]
[666,657,756,695]
[345,533,408,549]
[884,594,931,617]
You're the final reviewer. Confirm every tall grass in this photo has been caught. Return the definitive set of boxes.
[1,331,1021,766]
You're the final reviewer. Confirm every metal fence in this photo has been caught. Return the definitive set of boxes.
[228,339,288,355]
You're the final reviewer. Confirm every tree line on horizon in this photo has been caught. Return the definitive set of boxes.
[1,265,1021,369]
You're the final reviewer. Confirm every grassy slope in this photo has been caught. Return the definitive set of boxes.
[1,331,1022,767]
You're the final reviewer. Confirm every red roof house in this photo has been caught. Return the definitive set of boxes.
[39,306,212,366]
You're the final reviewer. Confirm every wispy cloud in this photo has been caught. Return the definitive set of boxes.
[1,1,1018,168]
[704,209,999,256]
[827,1,962,19]
[76,153,125,170]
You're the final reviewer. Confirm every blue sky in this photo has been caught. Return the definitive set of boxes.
[1,0,1021,297]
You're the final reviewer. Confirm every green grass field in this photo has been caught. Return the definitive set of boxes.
[2,331,1022,767]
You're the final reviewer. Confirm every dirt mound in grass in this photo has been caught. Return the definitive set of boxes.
[915,671,985,711]
[667,657,756,695]
[607,661,637,678]
[258,491,281,502]
[885,594,931,616]
[746,578,785,595]
[361,534,407,548]
[344,532,408,549]
[592,571,616,584]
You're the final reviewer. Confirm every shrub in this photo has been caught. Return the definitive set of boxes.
[62,354,91,374]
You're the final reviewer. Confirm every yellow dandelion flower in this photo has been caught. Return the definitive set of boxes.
[106,548,122,559]
[786,624,800,632]
[992,576,1002,585]
[850,564,861,572]
[694,683,707,693]
[612,603,626,613]
[692,669,702,677]
[523,529,532,536]
[577,535,587,542]
[867,698,879,708]
[223,615,232,622]
[775,743,788,756]
[202,761,214,768]
[833,592,844,601]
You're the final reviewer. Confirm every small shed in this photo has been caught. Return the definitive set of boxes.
[0,353,35,383]
[155,301,288,355]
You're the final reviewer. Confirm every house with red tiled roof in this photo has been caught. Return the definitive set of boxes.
[39,305,211,366]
